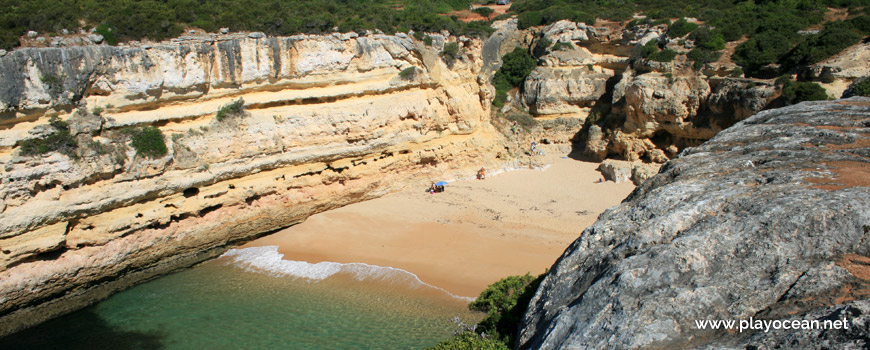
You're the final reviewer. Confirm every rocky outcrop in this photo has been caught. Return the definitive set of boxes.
[519,21,633,145]
[518,98,870,349]
[597,159,660,186]
[603,72,776,162]
[0,32,509,335]
[507,20,778,162]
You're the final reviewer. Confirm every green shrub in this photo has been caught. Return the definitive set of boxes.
[640,40,660,59]
[128,126,168,158]
[690,27,726,51]
[94,23,118,46]
[469,273,544,345]
[492,73,510,108]
[423,35,433,46]
[649,49,678,63]
[668,18,698,38]
[517,11,543,29]
[730,67,744,78]
[461,20,495,38]
[733,31,794,76]
[847,78,870,97]
[639,39,678,63]
[441,42,462,64]
[472,7,494,19]
[215,98,245,121]
[490,47,536,107]
[532,37,551,58]
[399,66,417,80]
[17,116,78,157]
[782,81,829,105]
[687,48,721,66]
[495,48,536,87]
[779,21,863,70]
[428,332,508,350]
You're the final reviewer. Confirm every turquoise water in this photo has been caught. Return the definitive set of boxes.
[0,249,479,350]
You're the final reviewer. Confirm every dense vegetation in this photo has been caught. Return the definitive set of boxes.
[126,126,168,158]
[441,42,463,65]
[0,0,489,50]
[507,0,869,77]
[429,332,509,350]
[781,80,829,104]
[849,77,870,96]
[429,273,543,349]
[492,48,536,107]
[640,40,677,62]
[17,116,78,157]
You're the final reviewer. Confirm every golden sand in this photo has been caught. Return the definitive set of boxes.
[244,152,636,298]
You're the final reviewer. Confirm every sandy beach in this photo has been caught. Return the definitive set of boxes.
[243,152,637,298]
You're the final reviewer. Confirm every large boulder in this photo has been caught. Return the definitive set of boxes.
[519,98,870,349]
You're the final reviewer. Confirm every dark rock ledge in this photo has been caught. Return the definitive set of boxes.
[518,97,870,350]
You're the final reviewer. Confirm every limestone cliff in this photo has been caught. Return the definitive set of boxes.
[513,20,779,163]
[0,31,509,335]
[518,98,870,349]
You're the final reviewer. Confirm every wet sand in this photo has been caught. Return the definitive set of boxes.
[244,152,636,298]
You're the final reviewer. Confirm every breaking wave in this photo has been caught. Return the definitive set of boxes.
[220,246,474,301]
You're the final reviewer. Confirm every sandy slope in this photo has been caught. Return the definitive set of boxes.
[244,150,636,298]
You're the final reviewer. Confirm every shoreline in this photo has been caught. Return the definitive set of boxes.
[242,151,637,298]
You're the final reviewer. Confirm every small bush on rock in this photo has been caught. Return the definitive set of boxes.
[18,116,78,157]
[127,126,168,158]
[215,98,245,121]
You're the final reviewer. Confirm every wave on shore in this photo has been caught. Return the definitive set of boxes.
[221,246,475,301]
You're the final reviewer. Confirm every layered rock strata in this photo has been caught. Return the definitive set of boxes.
[519,98,870,349]
[512,20,779,162]
[0,32,507,335]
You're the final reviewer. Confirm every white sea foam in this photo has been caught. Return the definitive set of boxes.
[220,246,474,301]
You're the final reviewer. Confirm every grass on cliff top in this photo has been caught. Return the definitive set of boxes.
[0,0,493,50]
[511,0,869,78]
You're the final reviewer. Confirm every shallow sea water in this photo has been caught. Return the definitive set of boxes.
[0,247,479,350]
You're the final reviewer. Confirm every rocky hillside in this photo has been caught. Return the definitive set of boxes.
[0,31,509,335]
[518,98,870,349]
[510,19,869,163]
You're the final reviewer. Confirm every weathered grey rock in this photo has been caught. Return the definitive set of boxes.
[67,111,103,136]
[220,27,229,34]
[0,49,6,57]
[630,162,659,185]
[26,31,38,38]
[519,98,870,350]
[87,34,103,44]
[248,32,265,39]
[584,124,608,161]
[598,159,632,183]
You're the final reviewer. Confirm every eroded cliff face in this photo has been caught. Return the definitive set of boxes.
[514,20,779,163]
[518,98,870,349]
[0,32,509,335]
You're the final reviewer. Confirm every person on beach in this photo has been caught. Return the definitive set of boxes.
[477,168,486,180]
[530,141,537,155]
